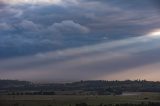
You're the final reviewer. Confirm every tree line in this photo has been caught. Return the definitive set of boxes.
[1,79,160,95]
[75,102,160,106]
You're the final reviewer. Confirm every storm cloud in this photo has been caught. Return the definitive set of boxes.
[0,0,160,82]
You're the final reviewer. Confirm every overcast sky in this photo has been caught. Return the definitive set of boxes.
[0,0,160,82]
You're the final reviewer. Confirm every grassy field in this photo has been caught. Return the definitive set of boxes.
[0,92,160,106]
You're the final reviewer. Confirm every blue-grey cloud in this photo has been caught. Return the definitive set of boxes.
[0,35,160,82]
[0,0,160,81]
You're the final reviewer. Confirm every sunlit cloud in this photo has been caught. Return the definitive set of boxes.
[1,0,61,4]
[0,0,78,5]
[147,29,160,37]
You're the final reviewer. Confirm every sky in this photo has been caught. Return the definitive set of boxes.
[0,0,160,82]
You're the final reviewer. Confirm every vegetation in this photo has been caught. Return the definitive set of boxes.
[0,80,160,106]
[0,93,160,106]
[1,80,160,95]
[75,102,160,106]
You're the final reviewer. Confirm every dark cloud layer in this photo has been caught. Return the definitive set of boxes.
[0,0,160,82]
[0,0,160,58]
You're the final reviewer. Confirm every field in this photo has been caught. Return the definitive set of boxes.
[0,92,160,106]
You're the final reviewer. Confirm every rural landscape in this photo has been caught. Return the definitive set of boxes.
[0,80,160,106]
[1,0,160,106]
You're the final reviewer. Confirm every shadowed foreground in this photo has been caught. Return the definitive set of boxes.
[0,92,160,106]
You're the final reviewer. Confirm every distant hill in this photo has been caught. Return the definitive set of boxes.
[0,80,160,95]
[0,79,32,90]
